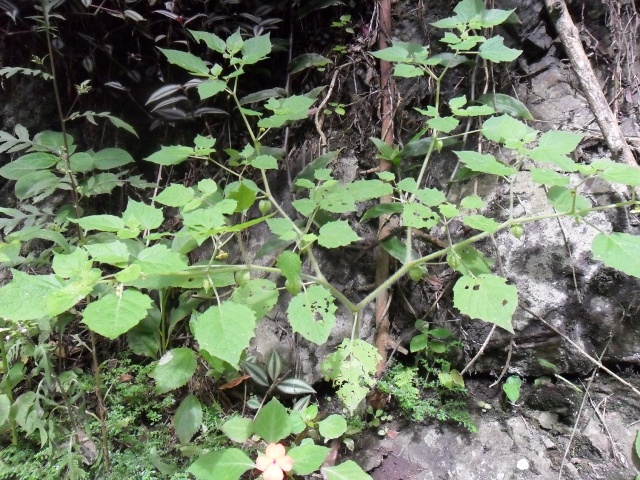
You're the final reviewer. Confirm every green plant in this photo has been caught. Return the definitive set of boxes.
[1,0,640,478]
[379,330,477,433]
[502,375,522,404]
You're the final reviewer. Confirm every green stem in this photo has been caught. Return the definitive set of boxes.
[0,333,18,445]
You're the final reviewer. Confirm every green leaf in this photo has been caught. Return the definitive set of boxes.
[151,348,197,394]
[14,169,58,200]
[123,199,164,230]
[189,30,226,54]
[453,274,517,333]
[454,151,517,176]
[293,150,338,191]
[93,148,134,170]
[317,220,361,248]
[82,290,153,339]
[526,130,583,172]
[321,339,380,413]
[230,279,278,319]
[402,203,439,229]
[145,146,195,165]
[381,237,420,264]
[460,195,485,209]
[250,154,278,170]
[393,64,424,78]
[635,430,640,460]
[276,378,316,395]
[502,375,522,403]
[276,251,302,283]
[79,172,123,196]
[258,95,316,128]
[158,48,210,75]
[530,168,570,186]
[197,79,227,100]
[592,158,640,186]
[0,270,62,320]
[68,152,94,173]
[0,394,10,427]
[592,232,640,278]
[478,36,521,62]
[477,93,533,120]
[287,285,337,344]
[84,241,130,267]
[0,152,58,180]
[253,398,292,443]
[371,46,409,62]
[187,448,253,480]
[225,181,257,212]
[289,53,333,74]
[462,214,500,233]
[345,179,393,202]
[77,214,125,233]
[546,186,591,213]
[174,394,202,444]
[241,33,272,64]
[447,245,494,276]
[428,116,459,133]
[361,203,404,222]
[190,301,256,367]
[322,461,372,480]
[134,244,189,274]
[52,248,91,278]
[155,184,195,207]
[289,444,331,475]
[220,417,254,443]
[482,115,538,146]
[318,414,347,440]
[416,188,447,206]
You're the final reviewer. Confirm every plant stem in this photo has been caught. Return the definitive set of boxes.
[0,333,18,445]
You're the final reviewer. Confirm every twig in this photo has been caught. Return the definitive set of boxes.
[314,70,340,154]
[520,303,640,398]
[558,340,609,480]
[544,0,638,170]
[461,324,496,375]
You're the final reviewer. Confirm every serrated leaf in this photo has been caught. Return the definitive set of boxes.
[189,30,226,54]
[592,232,640,278]
[453,274,517,333]
[84,241,130,266]
[287,285,337,344]
[174,394,202,444]
[123,199,164,230]
[361,203,404,222]
[134,244,189,274]
[82,290,153,339]
[321,339,380,413]
[187,448,253,480]
[253,398,292,443]
[155,184,195,207]
[428,116,459,133]
[592,158,640,186]
[455,151,517,176]
[416,187,447,206]
[15,170,58,200]
[230,279,278,319]
[530,168,570,186]
[276,251,302,283]
[317,220,361,248]
[191,301,256,367]
[0,270,63,320]
[478,36,521,62]
[77,215,125,233]
[159,48,210,75]
[460,195,485,209]
[547,186,591,213]
[151,348,197,394]
[371,46,409,62]
[526,130,583,172]
[345,179,393,202]
[289,444,331,476]
[403,203,439,229]
[276,378,316,395]
[447,245,493,276]
[393,64,423,78]
[221,417,254,443]
[322,460,372,480]
[197,79,227,100]
[482,114,538,146]
[318,414,347,440]
[477,93,533,120]
[145,146,195,166]
[463,214,500,233]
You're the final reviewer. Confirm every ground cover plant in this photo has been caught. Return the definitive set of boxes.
[1,0,640,478]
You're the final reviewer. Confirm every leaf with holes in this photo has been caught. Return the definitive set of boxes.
[592,232,640,278]
[453,274,517,333]
[287,285,337,344]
